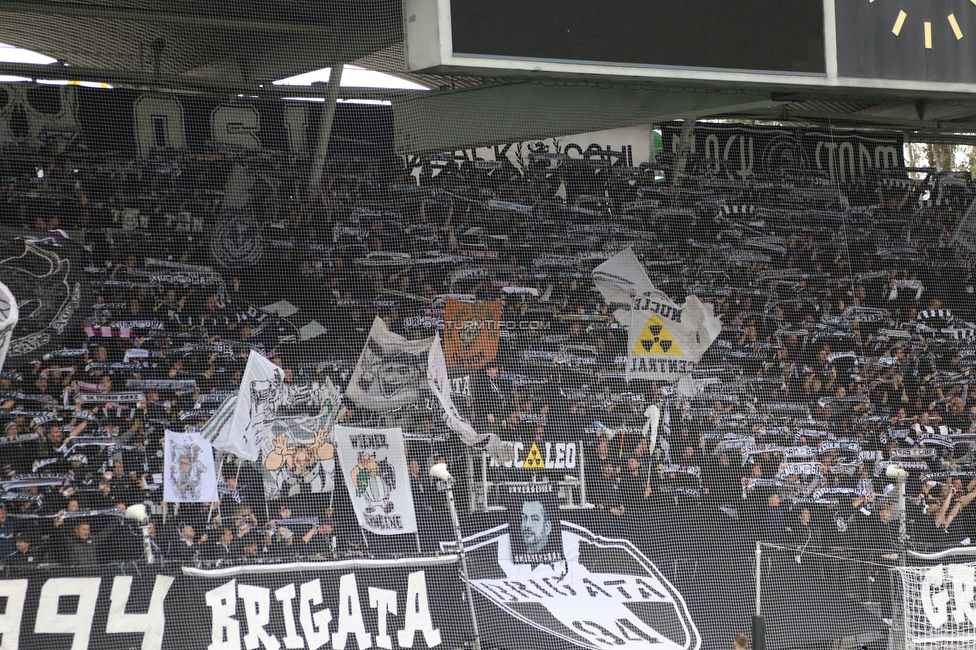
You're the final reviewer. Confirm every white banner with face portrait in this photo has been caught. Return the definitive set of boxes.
[334,425,417,535]
[164,429,218,503]
[346,317,515,463]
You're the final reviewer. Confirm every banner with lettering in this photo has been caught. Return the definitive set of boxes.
[626,291,721,383]
[660,122,905,184]
[0,564,455,650]
[443,299,502,369]
[334,425,418,535]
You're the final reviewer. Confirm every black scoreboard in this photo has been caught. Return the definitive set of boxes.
[449,0,825,74]
[403,0,976,93]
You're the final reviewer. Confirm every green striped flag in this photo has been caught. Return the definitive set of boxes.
[201,393,238,443]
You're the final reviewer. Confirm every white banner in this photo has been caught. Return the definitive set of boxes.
[346,317,434,412]
[209,352,284,462]
[164,430,218,503]
[335,425,417,535]
[897,561,976,647]
[261,375,346,500]
[428,334,514,463]
[592,247,656,325]
[627,291,721,383]
[347,317,514,463]
[0,281,18,373]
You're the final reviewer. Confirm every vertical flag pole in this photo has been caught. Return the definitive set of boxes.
[206,454,226,525]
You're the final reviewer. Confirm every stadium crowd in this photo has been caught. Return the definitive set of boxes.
[0,137,975,571]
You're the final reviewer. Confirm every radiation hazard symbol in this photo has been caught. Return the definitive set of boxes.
[523,443,546,469]
[631,314,684,357]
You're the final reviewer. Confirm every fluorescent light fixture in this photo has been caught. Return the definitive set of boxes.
[0,75,30,83]
[274,65,427,90]
[0,42,56,65]
[36,79,113,89]
[281,97,392,106]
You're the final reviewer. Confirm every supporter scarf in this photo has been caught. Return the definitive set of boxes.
[75,392,146,404]
[741,478,788,499]
[2,474,71,489]
[0,391,54,405]
[268,517,319,533]
[874,461,929,477]
[740,444,785,465]
[60,508,125,519]
[42,347,88,361]
[129,379,197,391]
[0,433,40,446]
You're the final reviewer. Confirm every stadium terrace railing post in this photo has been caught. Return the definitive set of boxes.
[432,463,482,650]
[753,542,766,650]
[447,482,481,650]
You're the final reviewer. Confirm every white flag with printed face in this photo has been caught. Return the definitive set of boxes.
[334,425,417,535]
[346,317,434,413]
[209,352,284,462]
[0,281,18,373]
[627,291,722,383]
[164,429,218,503]
[347,317,515,463]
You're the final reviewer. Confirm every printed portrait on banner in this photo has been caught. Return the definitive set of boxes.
[164,430,217,503]
[509,484,565,565]
[0,234,85,359]
[444,299,502,369]
[346,317,434,412]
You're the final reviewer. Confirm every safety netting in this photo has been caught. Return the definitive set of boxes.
[2,5,976,650]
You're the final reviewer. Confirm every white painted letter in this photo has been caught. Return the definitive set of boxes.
[332,573,371,650]
[206,580,240,650]
[397,571,441,647]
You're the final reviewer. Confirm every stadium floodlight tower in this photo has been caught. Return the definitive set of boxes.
[430,462,481,650]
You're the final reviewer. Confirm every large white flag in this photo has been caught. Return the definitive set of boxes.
[209,352,285,462]
[593,248,655,327]
[260,375,346,500]
[334,425,417,535]
[347,317,515,463]
[164,429,218,503]
[0,281,18,373]
[346,317,434,413]
[428,334,514,463]
[627,291,722,383]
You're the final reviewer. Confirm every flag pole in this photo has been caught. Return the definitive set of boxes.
[206,454,226,525]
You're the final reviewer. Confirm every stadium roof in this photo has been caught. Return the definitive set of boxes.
[2,0,976,151]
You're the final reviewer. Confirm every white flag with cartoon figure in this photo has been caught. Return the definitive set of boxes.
[335,425,417,535]
[261,375,346,500]
[164,429,218,503]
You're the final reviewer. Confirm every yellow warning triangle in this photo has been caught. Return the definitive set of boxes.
[523,443,546,469]
[631,314,684,357]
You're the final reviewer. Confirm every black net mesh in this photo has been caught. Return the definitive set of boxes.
[2,4,976,650]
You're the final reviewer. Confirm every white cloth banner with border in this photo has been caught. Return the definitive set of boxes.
[626,291,722,383]
[164,429,218,503]
[593,247,656,327]
[334,425,417,535]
